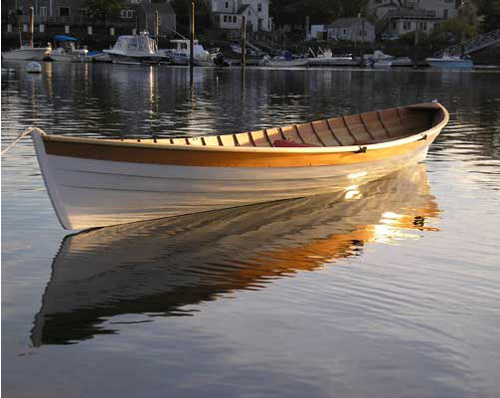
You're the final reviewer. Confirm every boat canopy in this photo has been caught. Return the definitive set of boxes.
[54,35,79,42]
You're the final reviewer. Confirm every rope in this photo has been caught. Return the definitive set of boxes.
[1,126,38,156]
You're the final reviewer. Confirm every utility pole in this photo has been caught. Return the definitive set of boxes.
[414,20,420,67]
[155,10,160,51]
[29,7,34,47]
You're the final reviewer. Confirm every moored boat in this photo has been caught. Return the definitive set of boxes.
[426,54,473,69]
[30,102,449,230]
[48,35,88,63]
[104,32,163,65]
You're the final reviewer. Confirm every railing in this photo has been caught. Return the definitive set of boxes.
[437,28,500,56]
[17,15,132,27]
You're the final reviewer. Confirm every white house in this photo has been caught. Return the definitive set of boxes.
[368,0,458,21]
[206,0,271,32]
[327,18,376,42]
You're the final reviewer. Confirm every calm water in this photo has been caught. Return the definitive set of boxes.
[2,62,500,398]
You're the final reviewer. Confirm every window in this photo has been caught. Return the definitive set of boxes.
[225,2,229,8]
[40,7,47,17]
[403,21,411,30]
[258,3,262,12]
[130,0,141,3]
[223,15,227,22]
[121,9,134,18]
[233,16,237,23]
[443,9,448,18]
[422,22,427,30]
[59,7,70,17]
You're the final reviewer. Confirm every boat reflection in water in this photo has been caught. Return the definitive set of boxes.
[31,164,440,346]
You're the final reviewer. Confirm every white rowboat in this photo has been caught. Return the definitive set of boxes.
[31,102,449,230]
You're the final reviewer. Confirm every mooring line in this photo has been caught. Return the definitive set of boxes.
[1,126,37,156]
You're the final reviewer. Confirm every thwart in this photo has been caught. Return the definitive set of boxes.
[30,102,449,230]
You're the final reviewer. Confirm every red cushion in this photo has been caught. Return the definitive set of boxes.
[273,139,319,147]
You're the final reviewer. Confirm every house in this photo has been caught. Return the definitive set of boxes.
[1,0,175,37]
[367,0,458,36]
[327,18,376,42]
[207,0,272,32]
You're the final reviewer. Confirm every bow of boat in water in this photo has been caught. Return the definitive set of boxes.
[30,102,449,230]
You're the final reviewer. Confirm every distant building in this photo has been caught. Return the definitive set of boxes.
[1,0,175,38]
[367,0,458,36]
[327,18,376,42]
[207,0,272,32]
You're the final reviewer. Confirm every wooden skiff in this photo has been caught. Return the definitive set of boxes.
[31,102,449,230]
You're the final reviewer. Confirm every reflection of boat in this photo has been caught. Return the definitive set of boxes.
[426,54,473,69]
[48,35,88,63]
[104,32,163,65]
[86,50,112,63]
[30,102,449,229]
[31,164,440,346]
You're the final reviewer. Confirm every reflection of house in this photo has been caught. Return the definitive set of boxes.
[327,18,375,42]
[1,0,175,36]
[207,0,271,32]
[368,0,458,36]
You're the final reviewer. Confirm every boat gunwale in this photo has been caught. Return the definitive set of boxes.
[39,102,448,155]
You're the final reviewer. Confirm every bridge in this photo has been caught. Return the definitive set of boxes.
[437,28,500,56]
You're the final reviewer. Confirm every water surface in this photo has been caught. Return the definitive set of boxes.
[2,63,500,398]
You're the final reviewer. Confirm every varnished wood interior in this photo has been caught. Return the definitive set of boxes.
[119,106,439,148]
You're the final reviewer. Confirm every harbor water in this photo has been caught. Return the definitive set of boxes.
[2,62,500,398]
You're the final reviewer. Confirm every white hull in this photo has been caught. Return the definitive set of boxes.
[2,47,49,61]
[32,130,429,230]
[104,51,162,65]
[49,53,86,63]
[426,57,473,69]
[264,59,309,67]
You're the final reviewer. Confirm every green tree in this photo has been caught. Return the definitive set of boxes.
[84,0,125,21]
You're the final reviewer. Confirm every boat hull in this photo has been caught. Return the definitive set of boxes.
[32,132,434,230]
[2,47,50,61]
[104,51,162,65]
[426,58,473,69]
[31,103,449,230]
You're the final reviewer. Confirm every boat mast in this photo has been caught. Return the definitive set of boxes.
[460,0,467,58]
[29,6,34,48]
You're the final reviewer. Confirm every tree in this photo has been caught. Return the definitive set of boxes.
[84,0,125,21]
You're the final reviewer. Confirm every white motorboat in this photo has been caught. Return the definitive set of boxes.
[260,55,309,67]
[308,48,356,66]
[48,35,88,62]
[426,54,473,69]
[104,32,163,65]
[160,39,214,66]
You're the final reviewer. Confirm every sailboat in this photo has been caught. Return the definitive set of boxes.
[2,7,51,61]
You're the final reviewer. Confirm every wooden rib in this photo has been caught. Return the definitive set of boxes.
[396,108,405,125]
[325,119,343,146]
[377,111,391,137]
[360,114,376,140]
[341,116,359,143]
[248,132,257,147]
[185,138,190,145]
[278,127,287,140]
[169,138,175,144]
[310,122,326,146]
[294,125,306,143]
[263,129,273,146]
[201,137,207,146]
[217,136,224,146]
[233,134,240,146]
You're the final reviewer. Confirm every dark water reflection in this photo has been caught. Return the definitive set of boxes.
[32,164,439,346]
[2,62,500,398]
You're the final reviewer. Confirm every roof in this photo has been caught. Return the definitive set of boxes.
[237,4,251,14]
[329,18,370,28]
